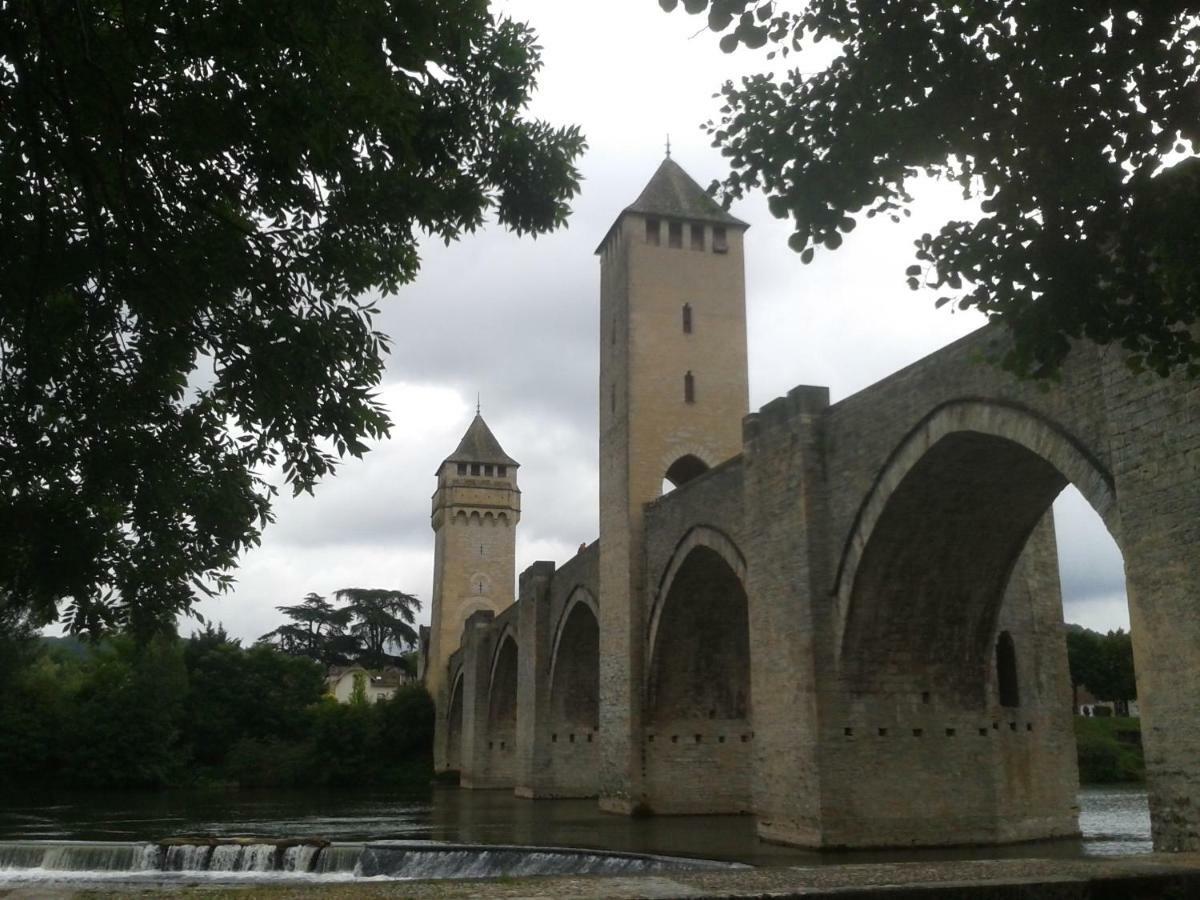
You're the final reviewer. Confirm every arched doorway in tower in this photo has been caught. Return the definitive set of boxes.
[446,671,465,776]
[660,454,709,496]
[485,633,519,787]
[546,591,600,797]
[835,416,1135,847]
[645,540,751,814]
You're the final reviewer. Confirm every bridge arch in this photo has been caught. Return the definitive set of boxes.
[446,669,465,773]
[487,629,519,737]
[835,398,1121,697]
[647,526,750,723]
[547,587,600,726]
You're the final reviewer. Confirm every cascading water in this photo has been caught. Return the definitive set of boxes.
[0,839,737,886]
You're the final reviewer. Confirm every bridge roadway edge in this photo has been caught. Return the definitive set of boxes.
[32,853,1200,898]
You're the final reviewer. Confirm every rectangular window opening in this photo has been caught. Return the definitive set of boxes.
[668,221,683,248]
[684,371,695,404]
[470,463,481,476]
[646,218,660,245]
[682,303,693,334]
[690,223,704,250]
[843,727,854,737]
[497,465,507,477]
[713,226,728,253]
[456,463,467,476]
[484,464,494,477]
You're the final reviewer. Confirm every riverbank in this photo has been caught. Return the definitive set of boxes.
[8,854,1200,899]
[1075,716,1144,783]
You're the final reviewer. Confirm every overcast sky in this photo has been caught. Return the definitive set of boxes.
[192,0,1130,644]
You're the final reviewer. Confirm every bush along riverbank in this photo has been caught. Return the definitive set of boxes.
[1075,716,1144,784]
[0,626,435,791]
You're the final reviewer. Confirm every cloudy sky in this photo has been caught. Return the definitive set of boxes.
[193,0,1130,643]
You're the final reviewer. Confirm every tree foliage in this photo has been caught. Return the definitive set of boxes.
[0,625,434,790]
[258,587,420,667]
[258,592,354,665]
[1066,625,1138,707]
[336,587,420,668]
[661,0,1200,378]
[0,0,584,637]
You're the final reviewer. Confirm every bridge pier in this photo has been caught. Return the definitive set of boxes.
[1107,363,1200,852]
[742,386,830,846]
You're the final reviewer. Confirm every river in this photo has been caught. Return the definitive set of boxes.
[0,784,1150,867]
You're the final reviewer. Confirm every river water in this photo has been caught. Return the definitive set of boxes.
[0,784,1150,868]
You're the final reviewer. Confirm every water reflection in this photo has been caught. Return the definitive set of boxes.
[0,785,1151,865]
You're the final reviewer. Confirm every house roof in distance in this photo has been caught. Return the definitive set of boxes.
[442,413,518,469]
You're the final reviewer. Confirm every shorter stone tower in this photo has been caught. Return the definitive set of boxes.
[426,413,521,721]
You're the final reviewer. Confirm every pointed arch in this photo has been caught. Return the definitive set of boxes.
[646,528,750,723]
[834,398,1119,661]
[548,587,600,730]
[547,586,599,691]
[648,525,747,659]
[446,669,465,772]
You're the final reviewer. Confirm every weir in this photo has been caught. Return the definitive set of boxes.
[0,839,736,885]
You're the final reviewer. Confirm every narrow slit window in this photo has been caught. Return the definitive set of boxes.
[646,218,660,245]
[712,226,728,253]
[997,631,1020,708]
[690,223,704,250]
[668,221,683,248]
[682,303,693,334]
[684,371,695,404]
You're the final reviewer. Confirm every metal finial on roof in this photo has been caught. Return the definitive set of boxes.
[476,393,481,415]
[665,134,671,158]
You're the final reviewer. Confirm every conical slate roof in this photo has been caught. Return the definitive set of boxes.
[623,158,749,228]
[443,414,518,468]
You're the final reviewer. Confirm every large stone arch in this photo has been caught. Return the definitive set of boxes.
[835,398,1120,672]
[547,586,600,728]
[484,629,519,785]
[825,397,1110,846]
[643,528,752,813]
[647,525,747,666]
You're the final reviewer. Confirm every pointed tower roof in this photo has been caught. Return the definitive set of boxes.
[624,157,749,228]
[595,157,748,253]
[442,414,518,469]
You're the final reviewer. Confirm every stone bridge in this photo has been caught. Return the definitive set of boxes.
[438,325,1200,852]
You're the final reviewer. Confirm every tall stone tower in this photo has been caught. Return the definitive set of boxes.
[426,413,521,711]
[595,158,750,811]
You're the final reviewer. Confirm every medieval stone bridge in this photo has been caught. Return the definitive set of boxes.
[438,325,1199,851]
[425,160,1200,853]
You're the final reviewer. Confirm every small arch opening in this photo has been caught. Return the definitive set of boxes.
[661,454,709,496]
